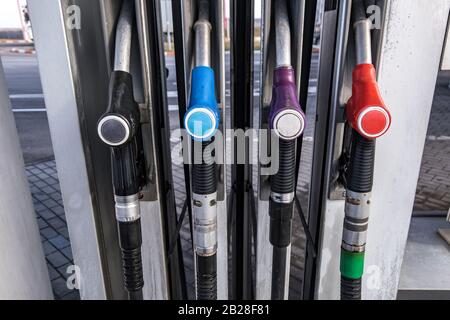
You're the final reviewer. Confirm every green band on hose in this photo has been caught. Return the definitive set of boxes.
[340,250,365,279]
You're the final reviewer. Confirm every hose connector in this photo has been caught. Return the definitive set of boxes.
[269,67,306,141]
[184,66,220,141]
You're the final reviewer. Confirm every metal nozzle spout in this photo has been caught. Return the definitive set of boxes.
[274,0,291,68]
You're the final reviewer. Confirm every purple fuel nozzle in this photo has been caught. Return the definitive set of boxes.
[269,67,306,141]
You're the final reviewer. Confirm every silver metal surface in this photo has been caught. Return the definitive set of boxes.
[194,0,211,67]
[270,191,295,204]
[193,192,218,256]
[345,190,371,220]
[194,21,212,67]
[134,0,172,299]
[441,16,450,70]
[274,0,291,67]
[272,109,305,140]
[342,228,367,247]
[290,0,305,98]
[283,244,292,299]
[213,0,228,298]
[115,194,141,222]
[114,0,134,72]
[341,242,365,253]
[317,0,450,299]
[323,0,351,203]
[354,19,372,65]
[29,0,111,299]
[97,115,131,146]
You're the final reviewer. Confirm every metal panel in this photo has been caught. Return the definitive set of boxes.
[302,5,341,300]
[231,0,255,300]
[135,0,186,299]
[256,0,273,300]
[28,0,108,299]
[212,0,229,300]
[315,0,450,300]
[172,0,228,299]
[134,0,172,299]
[30,0,176,300]
[441,14,450,71]
[0,60,53,300]
[256,0,312,300]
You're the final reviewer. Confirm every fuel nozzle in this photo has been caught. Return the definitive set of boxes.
[98,72,140,148]
[340,2,392,301]
[346,19,391,140]
[269,0,305,141]
[269,67,306,140]
[184,0,218,300]
[184,6,220,142]
[346,64,391,139]
[184,66,220,141]
[96,0,144,300]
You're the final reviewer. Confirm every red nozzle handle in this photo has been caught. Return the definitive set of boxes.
[346,64,391,139]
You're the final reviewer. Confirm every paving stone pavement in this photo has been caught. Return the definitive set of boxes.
[414,72,450,212]
[25,160,80,300]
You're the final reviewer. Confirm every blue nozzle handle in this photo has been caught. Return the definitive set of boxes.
[184,66,220,141]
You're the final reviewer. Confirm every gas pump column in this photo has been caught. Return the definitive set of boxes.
[340,0,391,300]
[268,0,306,300]
[97,0,145,300]
[184,0,220,300]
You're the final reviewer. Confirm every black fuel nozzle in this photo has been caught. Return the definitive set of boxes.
[98,71,145,196]
[97,70,145,300]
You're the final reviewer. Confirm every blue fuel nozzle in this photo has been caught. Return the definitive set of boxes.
[184,66,220,141]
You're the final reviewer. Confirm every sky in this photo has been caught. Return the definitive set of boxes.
[0,0,26,29]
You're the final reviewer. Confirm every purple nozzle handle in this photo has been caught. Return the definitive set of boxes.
[269,67,306,140]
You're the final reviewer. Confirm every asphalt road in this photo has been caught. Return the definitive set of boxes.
[1,53,52,164]
[1,51,318,164]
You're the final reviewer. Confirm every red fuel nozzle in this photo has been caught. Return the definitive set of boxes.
[346,64,391,139]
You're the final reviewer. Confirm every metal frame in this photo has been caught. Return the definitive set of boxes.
[302,0,348,300]
[314,0,450,299]
[137,0,187,300]
[230,0,255,300]
[29,0,183,300]
[171,0,228,299]
[256,0,316,300]
[30,0,116,299]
